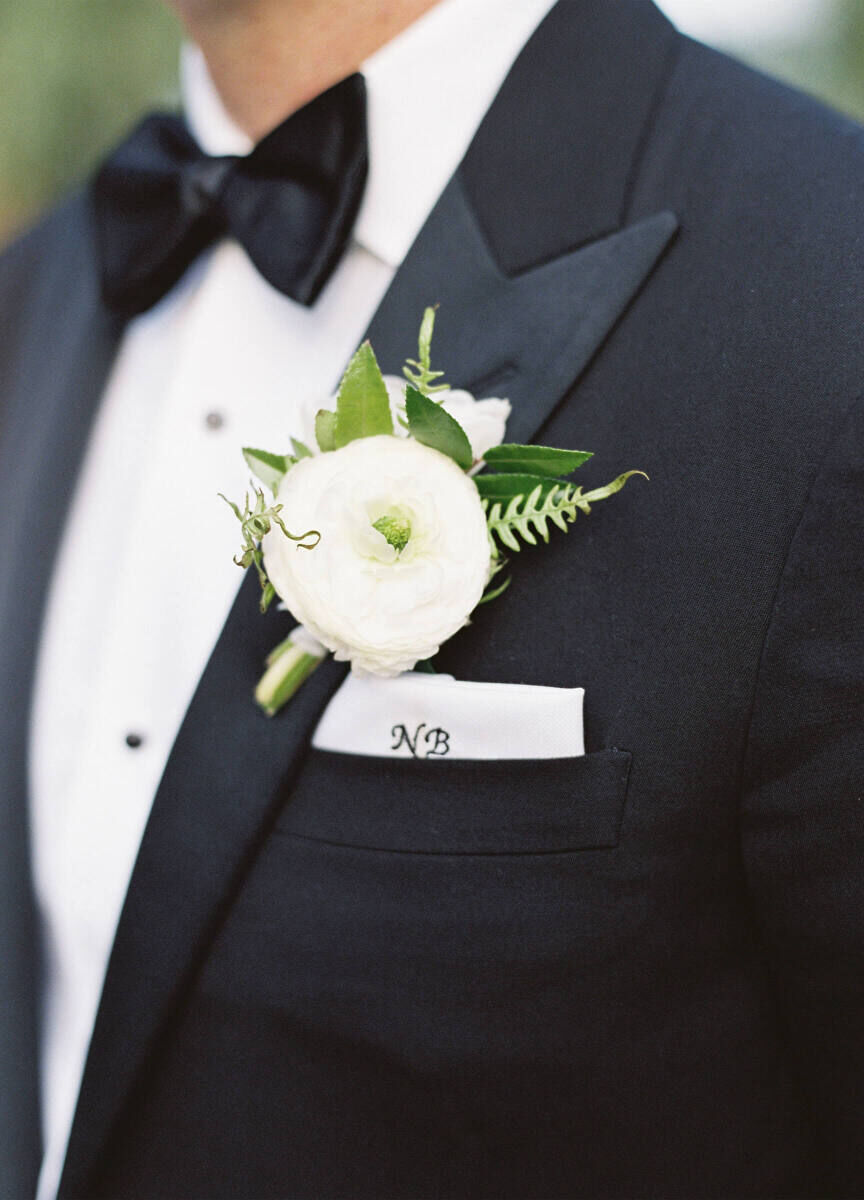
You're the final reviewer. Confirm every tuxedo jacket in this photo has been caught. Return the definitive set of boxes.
[2,2,863,1197]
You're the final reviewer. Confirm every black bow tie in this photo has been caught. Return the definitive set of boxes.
[91,73,368,318]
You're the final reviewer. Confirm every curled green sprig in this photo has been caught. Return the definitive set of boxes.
[220,486,320,613]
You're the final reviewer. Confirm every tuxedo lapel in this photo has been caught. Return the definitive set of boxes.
[60,2,680,1193]
[366,0,680,433]
[366,175,677,443]
[0,197,123,1198]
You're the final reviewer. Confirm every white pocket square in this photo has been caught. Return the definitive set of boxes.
[312,673,584,761]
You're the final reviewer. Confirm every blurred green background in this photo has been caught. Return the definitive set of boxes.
[0,0,182,243]
[0,0,862,247]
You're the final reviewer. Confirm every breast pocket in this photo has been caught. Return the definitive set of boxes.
[275,747,632,854]
[196,743,638,1198]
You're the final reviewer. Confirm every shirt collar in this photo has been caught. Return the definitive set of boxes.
[182,0,558,270]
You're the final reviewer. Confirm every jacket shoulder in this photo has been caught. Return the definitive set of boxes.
[663,34,864,236]
[0,191,94,293]
[0,192,97,379]
[639,33,864,412]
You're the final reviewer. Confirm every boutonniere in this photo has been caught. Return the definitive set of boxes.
[222,308,644,715]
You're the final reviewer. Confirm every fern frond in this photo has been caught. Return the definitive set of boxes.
[483,471,646,553]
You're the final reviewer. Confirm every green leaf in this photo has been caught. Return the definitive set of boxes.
[483,444,593,477]
[290,437,313,459]
[405,385,473,470]
[474,473,560,501]
[315,409,337,453]
[242,447,293,495]
[260,581,276,614]
[334,341,393,446]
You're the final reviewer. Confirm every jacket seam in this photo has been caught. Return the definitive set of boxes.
[735,389,864,806]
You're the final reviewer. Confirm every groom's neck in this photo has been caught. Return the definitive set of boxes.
[169,0,443,141]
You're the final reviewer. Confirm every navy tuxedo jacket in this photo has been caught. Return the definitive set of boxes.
[2,2,863,1197]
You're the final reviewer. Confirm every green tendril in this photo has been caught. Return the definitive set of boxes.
[219,486,320,612]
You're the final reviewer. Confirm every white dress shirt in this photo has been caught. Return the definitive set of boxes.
[28,1,557,1196]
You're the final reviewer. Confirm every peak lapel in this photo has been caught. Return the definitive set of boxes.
[0,196,123,1199]
[366,175,677,445]
[61,2,680,1192]
[367,0,681,439]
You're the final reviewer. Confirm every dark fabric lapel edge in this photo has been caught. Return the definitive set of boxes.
[0,193,123,1199]
[60,3,681,1192]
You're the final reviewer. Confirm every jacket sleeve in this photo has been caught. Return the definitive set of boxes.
[740,393,864,1194]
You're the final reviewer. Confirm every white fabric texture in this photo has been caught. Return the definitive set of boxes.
[28,1,559,1196]
[313,674,585,760]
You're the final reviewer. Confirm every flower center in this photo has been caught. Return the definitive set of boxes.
[372,513,412,553]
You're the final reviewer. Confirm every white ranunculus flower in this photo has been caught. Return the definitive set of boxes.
[262,435,491,676]
[298,379,511,465]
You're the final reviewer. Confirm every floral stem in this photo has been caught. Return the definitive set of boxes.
[255,634,327,717]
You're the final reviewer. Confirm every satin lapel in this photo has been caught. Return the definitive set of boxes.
[61,1,680,1190]
[365,175,677,443]
[0,196,123,1199]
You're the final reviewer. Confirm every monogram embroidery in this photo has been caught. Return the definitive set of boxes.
[390,723,451,758]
